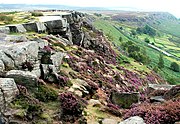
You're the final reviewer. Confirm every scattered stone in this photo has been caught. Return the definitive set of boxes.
[150,96,165,103]
[111,92,140,108]
[119,116,145,124]
[148,84,175,95]
[68,79,89,97]
[175,121,180,124]
[101,118,118,124]
[89,99,101,107]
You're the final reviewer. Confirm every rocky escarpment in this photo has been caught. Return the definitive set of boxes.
[0,10,179,124]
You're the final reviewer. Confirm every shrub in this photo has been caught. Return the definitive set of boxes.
[105,103,121,116]
[170,62,179,72]
[124,100,180,124]
[59,92,83,121]
[158,54,164,69]
[21,61,34,71]
[164,85,180,100]
[121,41,150,64]
[31,12,43,17]
[136,27,143,34]
[143,25,156,37]
[119,36,123,42]
[136,25,156,37]
[12,89,43,120]
[131,30,137,36]
[0,14,13,22]
[144,37,150,43]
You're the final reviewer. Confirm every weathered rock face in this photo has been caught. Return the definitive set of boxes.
[0,59,5,72]
[0,41,39,69]
[4,35,27,42]
[7,24,26,33]
[0,50,15,70]
[0,26,10,34]
[111,92,140,108]
[0,78,19,111]
[119,116,145,124]
[70,22,83,45]
[6,70,38,91]
[39,64,57,80]
[23,22,46,33]
[39,16,68,34]
[51,52,66,69]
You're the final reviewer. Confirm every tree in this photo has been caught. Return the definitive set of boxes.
[143,25,156,37]
[158,54,164,69]
[136,27,143,34]
[119,36,123,42]
[144,37,150,43]
[127,44,140,53]
[170,62,179,72]
[131,30,137,36]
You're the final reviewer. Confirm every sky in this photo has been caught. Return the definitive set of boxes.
[1,0,180,18]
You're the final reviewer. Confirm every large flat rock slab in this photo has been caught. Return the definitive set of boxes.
[0,41,39,69]
[111,92,140,108]
[6,70,38,91]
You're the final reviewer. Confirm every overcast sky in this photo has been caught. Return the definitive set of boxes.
[1,0,180,18]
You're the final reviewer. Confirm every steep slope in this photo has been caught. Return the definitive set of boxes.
[0,10,179,124]
[92,11,180,85]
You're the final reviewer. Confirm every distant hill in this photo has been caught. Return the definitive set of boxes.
[111,11,180,38]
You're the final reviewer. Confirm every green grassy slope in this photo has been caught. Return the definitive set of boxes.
[93,19,180,84]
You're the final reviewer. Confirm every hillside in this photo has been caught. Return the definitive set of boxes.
[91,11,180,85]
[0,10,179,124]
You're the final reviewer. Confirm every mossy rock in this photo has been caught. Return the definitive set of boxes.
[110,92,140,109]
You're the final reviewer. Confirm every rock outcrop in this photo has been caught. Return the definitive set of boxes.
[111,92,140,108]
[0,10,178,124]
[6,70,38,91]
[0,26,10,34]
[0,78,19,111]
[0,41,39,70]
[7,24,26,33]
[23,22,46,33]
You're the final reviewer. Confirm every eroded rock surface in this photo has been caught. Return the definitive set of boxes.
[0,78,19,111]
